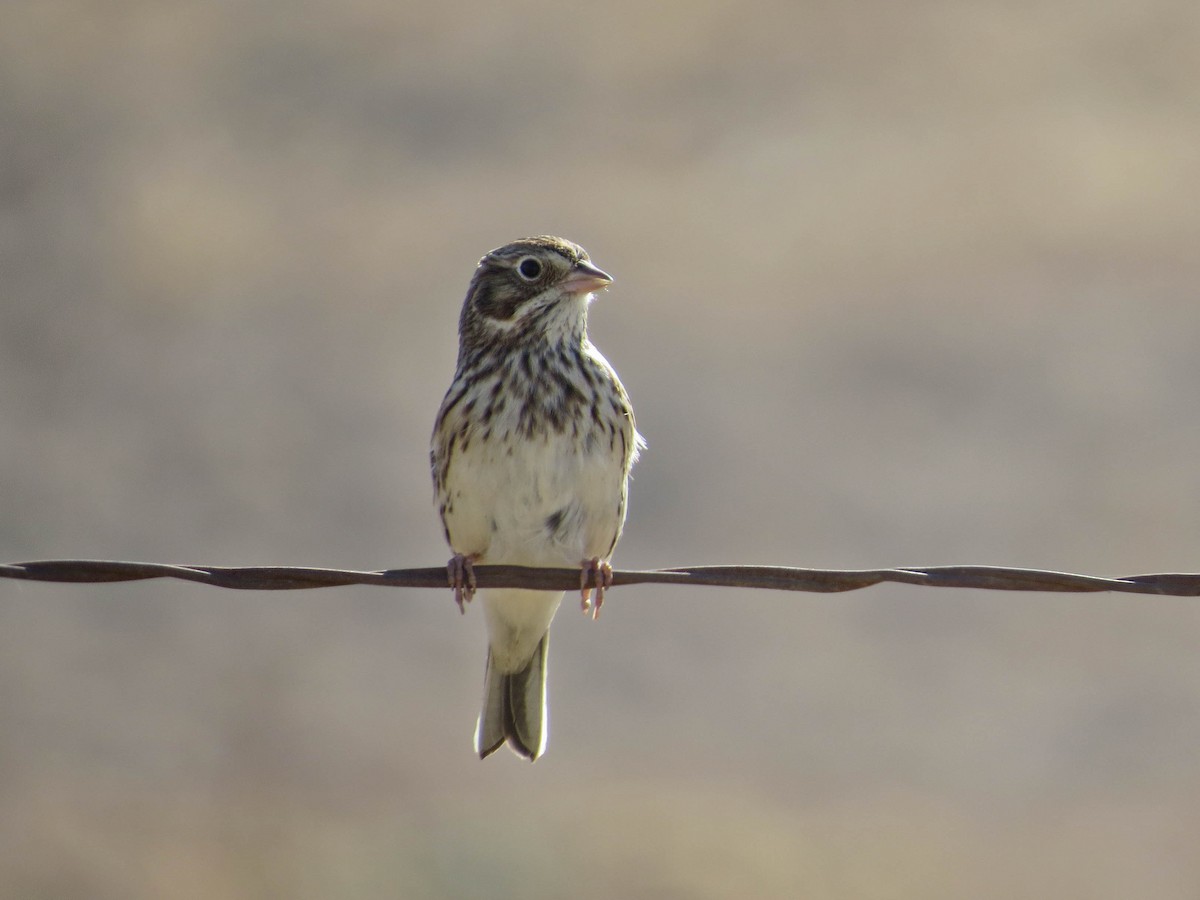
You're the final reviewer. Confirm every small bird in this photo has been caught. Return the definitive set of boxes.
[431,236,642,761]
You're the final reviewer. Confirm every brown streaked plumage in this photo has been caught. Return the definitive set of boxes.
[431,236,642,761]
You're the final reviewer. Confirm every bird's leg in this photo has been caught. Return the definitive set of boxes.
[579,557,613,620]
[447,553,478,614]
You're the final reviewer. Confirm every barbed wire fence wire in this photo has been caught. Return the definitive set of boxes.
[3,559,1200,596]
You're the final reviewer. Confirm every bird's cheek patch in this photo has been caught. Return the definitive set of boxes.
[472,280,526,322]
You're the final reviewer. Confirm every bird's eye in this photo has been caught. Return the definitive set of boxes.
[516,257,543,281]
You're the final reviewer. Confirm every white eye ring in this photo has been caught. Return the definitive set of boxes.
[515,256,543,282]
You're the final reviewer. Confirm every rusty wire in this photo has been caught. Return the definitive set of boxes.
[2,559,1199,596]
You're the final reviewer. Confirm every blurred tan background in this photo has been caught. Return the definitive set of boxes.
[3,1,1200,897]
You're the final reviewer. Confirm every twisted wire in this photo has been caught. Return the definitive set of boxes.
[2,559,1198,596]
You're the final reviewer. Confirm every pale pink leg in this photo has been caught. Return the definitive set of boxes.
[447,554,478,614]
[580,557,614,620]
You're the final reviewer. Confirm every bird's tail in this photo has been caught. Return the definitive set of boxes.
[475,632,549,761]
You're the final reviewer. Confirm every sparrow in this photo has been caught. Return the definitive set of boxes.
[431,236,642,760]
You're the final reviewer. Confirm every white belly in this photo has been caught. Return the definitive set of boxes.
[443,431,623,568]
[446,434,619,672]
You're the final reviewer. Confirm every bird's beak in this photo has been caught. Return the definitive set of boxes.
[561,260,613,295]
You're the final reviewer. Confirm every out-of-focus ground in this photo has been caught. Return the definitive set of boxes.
[3,2,1200,896]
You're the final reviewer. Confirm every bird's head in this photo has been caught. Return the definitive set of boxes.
[457,236,612,354]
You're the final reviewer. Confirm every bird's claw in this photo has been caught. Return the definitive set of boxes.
[580,557,613,620]
[447,554,477,613]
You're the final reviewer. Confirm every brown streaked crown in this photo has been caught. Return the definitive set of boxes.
[457,236,605,352]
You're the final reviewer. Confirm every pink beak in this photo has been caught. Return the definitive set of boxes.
[561,260,613,295]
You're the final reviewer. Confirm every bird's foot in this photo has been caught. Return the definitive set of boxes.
[580,557,613,620]
[447,554,478,613]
